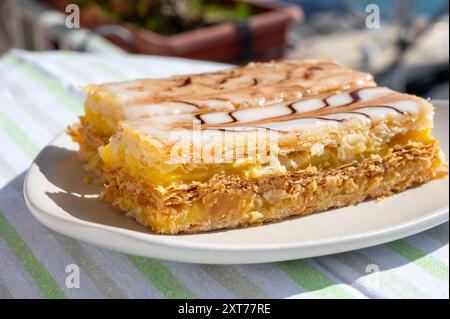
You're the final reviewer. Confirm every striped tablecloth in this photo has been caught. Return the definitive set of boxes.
[0,49,448,299]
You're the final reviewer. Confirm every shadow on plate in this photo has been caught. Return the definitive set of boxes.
[34,145,153,234]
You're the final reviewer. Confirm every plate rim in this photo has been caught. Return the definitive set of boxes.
[23,101,450,264]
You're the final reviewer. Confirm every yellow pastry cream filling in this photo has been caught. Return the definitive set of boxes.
[99,124,436,188]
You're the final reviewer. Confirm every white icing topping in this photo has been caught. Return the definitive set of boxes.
[326,93,353,106]
[231,104,292,122]
[291,99,326,113]
[353,106,400,121]
[386,100,421,113]
[199,112,234,124]
[123,102,197,119]
[116,91,152,103]
[358,87,393,101]
[124,87,427,140]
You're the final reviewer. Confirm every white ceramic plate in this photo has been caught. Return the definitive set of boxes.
[24,101,449,264]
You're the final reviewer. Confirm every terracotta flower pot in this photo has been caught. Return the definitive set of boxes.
[45,0,303,63]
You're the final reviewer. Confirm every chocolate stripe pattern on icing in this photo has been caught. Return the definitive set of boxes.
[193,87,421,132]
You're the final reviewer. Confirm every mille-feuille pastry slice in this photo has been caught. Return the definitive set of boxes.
[68,59,375,171]
[98,86,446,234]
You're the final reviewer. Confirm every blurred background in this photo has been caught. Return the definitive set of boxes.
[0,0,448,98]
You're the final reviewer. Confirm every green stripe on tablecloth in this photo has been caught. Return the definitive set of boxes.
[2,54,82,116]
[128,256,197,299]
[0,111,39,158]
[276,260,355,299]
[200,265,270,298]
[0,211,66,299]
[386,240,449,282]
